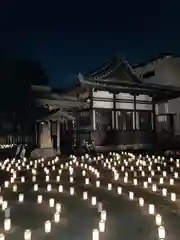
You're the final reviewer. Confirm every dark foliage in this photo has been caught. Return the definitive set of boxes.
[0,57,49,126]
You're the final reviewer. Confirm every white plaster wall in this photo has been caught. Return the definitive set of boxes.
[116,102,134,110]
[116,93,134,100]
[93,90,113,98]
[93,100,113,109]
[136,94,152,101]
[136,103,152,110]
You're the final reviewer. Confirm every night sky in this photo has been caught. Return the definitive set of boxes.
[0,0,180,87]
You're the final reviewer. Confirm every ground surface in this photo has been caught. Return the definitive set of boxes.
[0,151,179,239]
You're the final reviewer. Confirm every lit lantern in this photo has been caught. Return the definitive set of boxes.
[129,192,134,200]
[163,171,167,177]
[32,176,36,182]
[4,181,9,188]
[139,198,144,207]
[124,177,128,183]
[83,192,88,200]
[37,195,42,204]
[99,220,105,232]
[158,226,165,239]
[85,178,89,185]
[0,234,5,240]
[92,229,99,240]
[2,201,7,210]
[10,177,14,183]
[49,198,55,208]
[151,170,155,176]
[141,171,145,177]
[69,177,73,183]
[56,176,60,182]
[21,176,25,183]
[54,212,60,223]
[157,166,161,171]
[114,172,119,180]
[159,178,164,184]
[117,187,122,195]
[155,214,162,226]
[171,193,176,202]
[170,178,174,185]
[174,172,178,179]
[44,221,51,233]
[55,203,61,213]
[143,182,148,188]
[59,185,63,193]
[96,180,100,188]
[152,184,157,192]
[24,229,31,240]
[101,210,106,221]
[47,184,52,192]
[4,218,11,231]
[70,187,74,195]
[13,184,17,192]
[149,204,155,215]
[18,194,24,203]
[108,183,112,190]
[148,177,152,184]
[91,196,96,206]
[162,188,167,197]
[133,179,138,185]
[46,175,49,182]
[34,184,38,191]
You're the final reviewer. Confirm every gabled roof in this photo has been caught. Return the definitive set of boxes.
[78,56,180,102]
[84,56,141,84]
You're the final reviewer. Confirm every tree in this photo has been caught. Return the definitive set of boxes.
[0,57,49,134]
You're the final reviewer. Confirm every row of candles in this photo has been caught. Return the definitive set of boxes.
[0,157,108,240]
[73,154,168,239]
[0,152,173,240]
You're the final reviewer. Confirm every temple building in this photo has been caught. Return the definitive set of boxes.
[64,56,180,151]
[2,55,180,155]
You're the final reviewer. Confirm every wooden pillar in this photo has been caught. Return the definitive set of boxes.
[57,120,60,153]
[152,101,157,147]
[134,94,137,130]
[90,88,93,141]
[152,101,156,132]
[113,93,116,129]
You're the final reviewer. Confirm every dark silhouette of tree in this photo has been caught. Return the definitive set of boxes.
[0,57,49,134]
